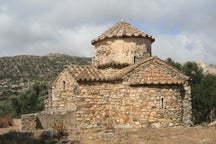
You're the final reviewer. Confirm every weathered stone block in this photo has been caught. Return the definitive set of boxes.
[21,114,37,131]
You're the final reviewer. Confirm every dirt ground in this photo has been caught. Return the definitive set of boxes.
[70,126,216,144]
[0,119,216,144]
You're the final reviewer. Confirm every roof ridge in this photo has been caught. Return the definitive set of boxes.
[110,57,155,80]
[109,56,189,83]
[154,58,190,80]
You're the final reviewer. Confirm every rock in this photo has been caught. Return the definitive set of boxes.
[40,130,53,140]
[152,123,160,128]
[115,125,133,129]
[81,124,97,129]
[208,121,216,127]
[169,123,174,127]
[97,130,115,139]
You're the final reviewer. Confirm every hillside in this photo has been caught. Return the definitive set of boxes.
[0,54,91,99]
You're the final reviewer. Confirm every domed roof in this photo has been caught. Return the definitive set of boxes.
[91,20,155,45]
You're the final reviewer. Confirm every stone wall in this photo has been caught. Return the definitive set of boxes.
[92,37,152,66]
[75,82,184,128]
[23,81,191,131]
[51,69,78,109]
[49,81,188,129]
[21,114,37,131]
[37,110,76,131]
[182,82,192,124]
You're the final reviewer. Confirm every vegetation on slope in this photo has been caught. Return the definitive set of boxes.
[0,54,91,118]
[10,82,48,117]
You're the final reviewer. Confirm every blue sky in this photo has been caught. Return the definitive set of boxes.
[0,0,215,64]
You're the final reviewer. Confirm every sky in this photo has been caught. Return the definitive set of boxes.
[0,0,215,64]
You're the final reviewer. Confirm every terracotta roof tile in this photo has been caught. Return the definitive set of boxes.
[67,65,107,81]
[91,20,155,45]
[112,57,189,85]
[111,57,155,80]
[64,57,189,84]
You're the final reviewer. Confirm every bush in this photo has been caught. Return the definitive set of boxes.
[0,116,14,128]
[52,119,68,140]
[10,81,48,118]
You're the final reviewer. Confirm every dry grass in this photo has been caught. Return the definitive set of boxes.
[52,119,68,140]
[0,116,13,128]
[1,119,216,144]
[68,126,216,144]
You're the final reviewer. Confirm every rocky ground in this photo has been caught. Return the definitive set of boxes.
[71,126,216,144]
[0,120,216,144]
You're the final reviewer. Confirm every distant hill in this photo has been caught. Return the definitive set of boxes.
[0,53,91,99]
[195,61,216,75]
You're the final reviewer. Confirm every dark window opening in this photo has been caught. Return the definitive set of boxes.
[161,98,166,109]
[134,56,136,63]
[63,81,65,90]
[161,98,164,108]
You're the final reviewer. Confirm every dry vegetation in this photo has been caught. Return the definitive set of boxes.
[0,120,216,144]
[69,126,216,144]
[0,116,13,128]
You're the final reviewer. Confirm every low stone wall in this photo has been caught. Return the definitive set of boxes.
[21,110,76,132]
[37,110,76,131]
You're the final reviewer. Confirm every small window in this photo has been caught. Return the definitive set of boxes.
[63,81,65,90]
[134,56,136,63]
[161,98,166,109]
[73,86,78,95]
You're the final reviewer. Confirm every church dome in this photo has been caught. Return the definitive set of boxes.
[92,21,155,68]
[91,20,154,45]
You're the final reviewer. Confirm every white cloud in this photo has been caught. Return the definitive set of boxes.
[0,0,215,64]
[153,32,209,63]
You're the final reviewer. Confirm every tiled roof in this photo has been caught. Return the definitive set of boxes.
[127,64,183,85]
[112,57,189,85]
[111,57,155,80]
[67,65,107,81]
[91,20,155,45]
[63,57,189,84]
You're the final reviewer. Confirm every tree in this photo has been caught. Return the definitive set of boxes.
[182,62,203,85]
[193,75,216,123]
[165,58,183,71]
[166,58,216,123]
[10,82,48,117]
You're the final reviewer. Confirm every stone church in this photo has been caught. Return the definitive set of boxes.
[48,21,192,128]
